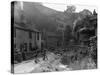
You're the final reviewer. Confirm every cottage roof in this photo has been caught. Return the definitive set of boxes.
[14,23,40,33]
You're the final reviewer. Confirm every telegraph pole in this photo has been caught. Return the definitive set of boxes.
[56,20,66,48]
[62,28,65,48]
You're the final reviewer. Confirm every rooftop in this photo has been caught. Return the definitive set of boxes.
[14,23,40,33]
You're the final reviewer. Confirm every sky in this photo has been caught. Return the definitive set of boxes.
[43,3,97,12]
[19,0,98,12]
[41,0,98,12]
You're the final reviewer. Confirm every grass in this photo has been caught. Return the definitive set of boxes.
[68,57,96,70]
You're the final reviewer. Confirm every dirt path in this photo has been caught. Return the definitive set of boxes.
[14,52,71,73]
[14,59,41,73]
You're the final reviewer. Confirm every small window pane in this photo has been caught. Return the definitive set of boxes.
[37,33,39,40]
[29,32,32,39]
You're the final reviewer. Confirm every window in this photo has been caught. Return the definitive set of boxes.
[29,32,32,39]
[37,33,39,40]
[29,42,32,51]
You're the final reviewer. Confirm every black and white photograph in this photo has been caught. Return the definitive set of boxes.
[11,1,97,74]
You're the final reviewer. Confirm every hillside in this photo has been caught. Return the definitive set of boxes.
[14,2,62,32]
[14,2,92,33]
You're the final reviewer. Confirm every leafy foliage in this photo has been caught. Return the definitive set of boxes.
[65,5,76,13]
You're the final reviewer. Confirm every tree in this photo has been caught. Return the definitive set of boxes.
[79,9,92,16]
[93,9,97,15]
[73,12,97,45]
[65,5,76,13]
